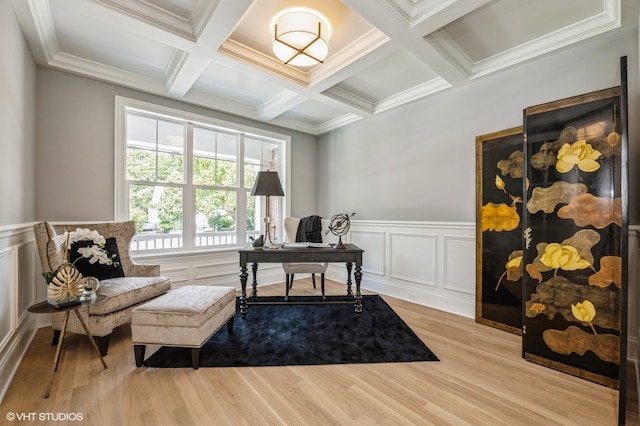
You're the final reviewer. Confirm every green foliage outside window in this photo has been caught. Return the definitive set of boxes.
[125,111,280,247]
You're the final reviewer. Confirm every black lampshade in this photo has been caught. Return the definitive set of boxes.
[250,171,284,196]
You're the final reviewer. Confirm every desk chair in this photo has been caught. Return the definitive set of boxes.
[282,216,328,299]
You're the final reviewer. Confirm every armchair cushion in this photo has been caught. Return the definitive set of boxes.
[283,263,327,274]
[89,276,171,315]
[69,237,125,280]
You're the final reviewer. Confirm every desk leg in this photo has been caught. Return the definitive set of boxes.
[354,265,363,314]
[74,310,107,369]
[44,311,69,398]
[250,262,258,298]
[345,262,353,296]
[239,265,248,318]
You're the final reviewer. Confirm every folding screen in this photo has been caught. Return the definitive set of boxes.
[522,81,627,389]
[476,127,524,334]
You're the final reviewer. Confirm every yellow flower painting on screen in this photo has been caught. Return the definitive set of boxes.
[571,300,598,335]
[539,243,592,277]
[495,254,522,291]
[555,140,602,173]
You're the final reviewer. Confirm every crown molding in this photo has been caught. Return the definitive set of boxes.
[423,29,474,78]
[93,0,196,41]
[321,86,375,115]
[50,52,166,93]
[375,77,451,113]
[314,114,363,135]
[33,0,58,61]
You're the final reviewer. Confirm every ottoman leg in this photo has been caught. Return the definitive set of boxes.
[191,348,200,369]
[227,316,235,334]
[134,345,146,367]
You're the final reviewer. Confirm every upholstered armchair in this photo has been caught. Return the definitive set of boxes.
[33,221,171,355]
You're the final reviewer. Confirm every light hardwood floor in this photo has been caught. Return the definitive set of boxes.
[0,279,627,425]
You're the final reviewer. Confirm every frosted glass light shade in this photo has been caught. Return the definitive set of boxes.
[271,8,331,67]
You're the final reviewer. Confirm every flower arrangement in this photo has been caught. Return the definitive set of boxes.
[44,228,119,304]
[54,228,118,266]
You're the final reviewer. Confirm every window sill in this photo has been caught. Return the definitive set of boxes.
[131,245,248,261]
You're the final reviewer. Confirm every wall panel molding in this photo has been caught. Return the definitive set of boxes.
[0,224,39,402]
[389,232,436,286]
[336,220,476,318]
[350,230,385,276]
[442,235,475,295]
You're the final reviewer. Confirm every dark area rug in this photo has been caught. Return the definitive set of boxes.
[143,295,438,368]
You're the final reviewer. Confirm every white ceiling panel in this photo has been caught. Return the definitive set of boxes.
[191,61,285,105]
[336,49,440,102]
[10,0,633,135]
[51,5,175,79]
[441,0,605,62]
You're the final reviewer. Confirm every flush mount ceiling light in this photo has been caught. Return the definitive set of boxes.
[271,8,332,67]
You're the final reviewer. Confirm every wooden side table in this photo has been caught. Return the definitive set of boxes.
[28,295,108,398]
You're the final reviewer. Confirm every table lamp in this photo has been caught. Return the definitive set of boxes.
[251,170,284,249]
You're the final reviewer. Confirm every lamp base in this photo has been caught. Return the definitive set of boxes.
[264,218,279,249]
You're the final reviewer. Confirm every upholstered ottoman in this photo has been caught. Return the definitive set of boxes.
[131,285,236,369]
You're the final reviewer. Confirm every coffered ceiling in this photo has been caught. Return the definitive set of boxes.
[11,0,625,135]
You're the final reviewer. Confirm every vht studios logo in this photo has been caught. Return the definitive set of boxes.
[6,412,84,422]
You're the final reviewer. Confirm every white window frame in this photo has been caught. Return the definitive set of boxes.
[114,96,291,253]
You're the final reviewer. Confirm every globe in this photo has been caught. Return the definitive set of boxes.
[328,213,355,249]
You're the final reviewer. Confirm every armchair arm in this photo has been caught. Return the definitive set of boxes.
[128,263,160,277]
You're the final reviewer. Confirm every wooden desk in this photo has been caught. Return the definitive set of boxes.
[28,295,108,398]
[238,243,364,317]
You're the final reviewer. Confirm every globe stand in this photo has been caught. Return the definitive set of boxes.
[334,235,346,249]
[327,212,355,250]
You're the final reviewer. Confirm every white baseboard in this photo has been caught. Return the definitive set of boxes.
[326,265,475,318]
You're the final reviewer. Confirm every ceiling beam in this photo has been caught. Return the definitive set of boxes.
[341,0,492,86]
[159,0,255,97]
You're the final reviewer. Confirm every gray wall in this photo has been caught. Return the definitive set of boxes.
[318,26,640,224]
[35,69,318,221]
[15,7,640,228]
[0,0,36,226]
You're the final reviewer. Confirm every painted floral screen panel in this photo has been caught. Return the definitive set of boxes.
[476,127,524,335]
[522,87,624,388]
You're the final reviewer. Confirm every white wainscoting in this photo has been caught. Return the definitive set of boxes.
[136,249,286,291]
[2,221,637,403]
[327,221,477,319]
[0,224,39,402]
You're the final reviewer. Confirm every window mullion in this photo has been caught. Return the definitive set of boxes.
[237,134,247,245]
[183,123,195,249]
